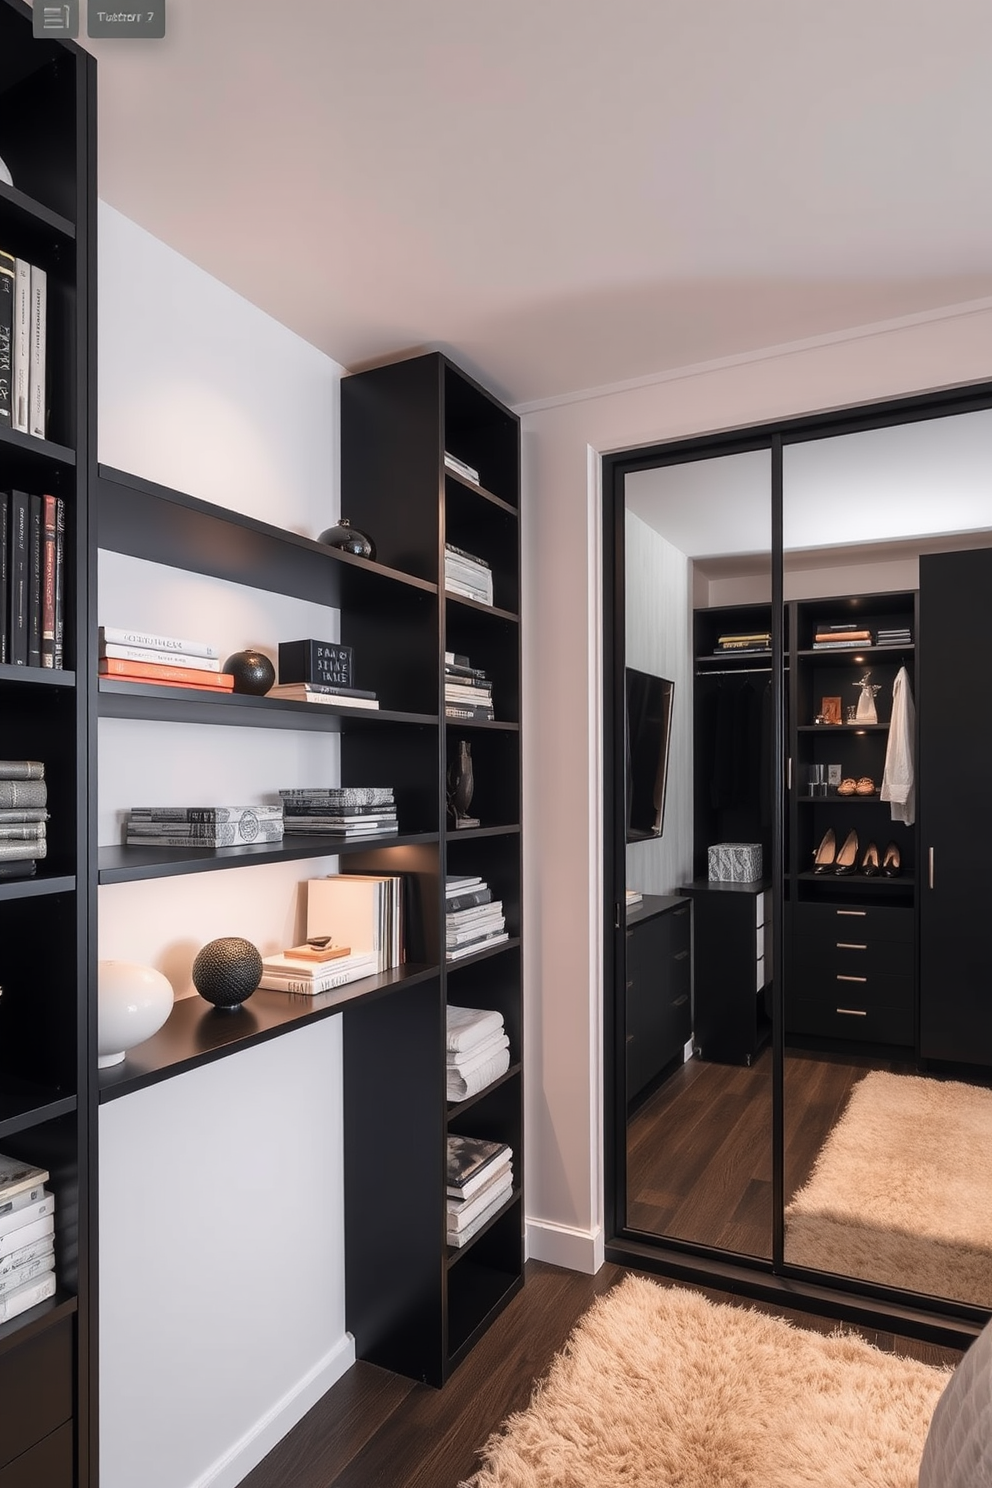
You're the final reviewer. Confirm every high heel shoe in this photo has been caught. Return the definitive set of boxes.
[861,841,880,876]
[834,829,859,875]
[812,827,837,874]
[882,842,901,877]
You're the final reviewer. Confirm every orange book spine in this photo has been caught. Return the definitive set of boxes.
[98,657,235,689]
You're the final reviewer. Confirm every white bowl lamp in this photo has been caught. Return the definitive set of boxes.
[97,960,174,1068]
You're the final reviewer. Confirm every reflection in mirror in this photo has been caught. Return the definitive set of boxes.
[781,407,992,1308]
[622,449,773,1258]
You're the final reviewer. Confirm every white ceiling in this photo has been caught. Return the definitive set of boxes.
[83,0,992,408]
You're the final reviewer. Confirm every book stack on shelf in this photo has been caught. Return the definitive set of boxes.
[258,941,377,997]
[0,249,47,440]
[877,624,912,647]
[812,623,874,650]
[712,630,771,656]
[124,805,284,849]
[446,1134,514,1250]
[443,450,481,486]
[98,627,234,692]
[307,871,404,974]
[446,875,508,961]
[445,652,494,721]
[279,786,398,839]
[2,492,65,666]
[269,638,379,709]
[445,544,493,607]
[0,1153,57,1324]
[446,1004,510,1102]
[0,760,48,879]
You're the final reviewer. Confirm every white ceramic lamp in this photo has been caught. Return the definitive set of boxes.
[97,960,174,1068]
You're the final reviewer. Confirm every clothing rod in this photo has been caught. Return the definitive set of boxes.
[696,666,774,676]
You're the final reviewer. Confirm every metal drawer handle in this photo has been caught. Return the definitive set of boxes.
[836,942,867,950]
[674,950,689,961]
[836,1007,867,1016]
[673,994,689,1007]
[836,909,866,917]
[837,974,867,983]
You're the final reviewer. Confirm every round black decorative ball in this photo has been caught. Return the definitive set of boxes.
[192,937,263,1011]
[224,649,276,695]
[318,517,376,560]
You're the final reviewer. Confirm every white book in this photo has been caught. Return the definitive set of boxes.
[447,1181,514,1247]
[0,1189,54,1241]
[446,916,506,945]
[28,263,46,439]
[0,1213,54,1263]
[261,949,376,979]
[11,257,30,432]
[0,1234,54,1279]
[267,685,380,710]
[0,1181,47,1219]
[445,876,484,895]
[307,874,402,974]
[447,1168,514,1232]
[100,643,222,672]
[99,626,220,660]
[446,931,509,961]
[259,957,378,996]
[446,581,493,606]
[0,1249,55,1299]
[0,1268,56,1323]
[129,805,282,822]
[0,1152,49,1203]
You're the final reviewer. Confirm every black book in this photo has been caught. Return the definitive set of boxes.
[7,490,29,665]
[446,1134,510,1196]
[444,674,492,691]
[0,251,12,426]
[27,493,41,667]
[446,886,493,912]
[445,702,495,720]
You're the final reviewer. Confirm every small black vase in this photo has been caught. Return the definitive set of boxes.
[224,648,276,695]
[318,518,376,560]
[192,937,263,1011]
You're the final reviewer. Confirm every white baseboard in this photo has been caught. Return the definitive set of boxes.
[526,1217,605,1275]
[190,1332,357,1488]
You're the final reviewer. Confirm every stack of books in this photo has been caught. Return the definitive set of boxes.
[98,626,234,692]
[445,651,494,721]
[443,451,481,486]
[446,1004,510,1102]
[812,623,874,650]
[625,887,643,908]
[876,625,912,647]
[258,942,377,997]
[0,1152,57,1324]
[712,630,771,655]
[1,491,65,666]
[124,805,284,849]
[306,871,404,974]
[0,760,48,879]
[445,544,493,606]
[0,249,47,439]
[266,680,379,709]
[446,1134,513,1249]
[446,875,508,960]
[278,786,398,839]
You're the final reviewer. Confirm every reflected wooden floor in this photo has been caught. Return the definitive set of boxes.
[626,1045,917,1256]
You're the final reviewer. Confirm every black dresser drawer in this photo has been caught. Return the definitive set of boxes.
[790,964,913,1011]
[794,936,914,980]
[789,995,913,1047]
[0,1318,73,1472]
[0,1422,73,1488]
[793,901,914,946]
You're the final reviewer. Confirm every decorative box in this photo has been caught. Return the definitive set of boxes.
[278,639,353,687]
[707,842,763,884]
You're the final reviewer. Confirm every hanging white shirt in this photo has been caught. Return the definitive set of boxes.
[880,665,915,825]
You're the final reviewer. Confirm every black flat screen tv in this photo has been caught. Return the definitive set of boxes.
[625,666,675,842]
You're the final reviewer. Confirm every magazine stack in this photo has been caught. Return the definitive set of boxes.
[0,760,48,879]
[445,875,508,961]
[124,805,284,848]
[444,544,493,606]
[0,1152,57,1323]
[279,786,398,839]
[446,1133,514,1249]
[444,651,494,721]
[258,942,378,996]
[447,1004,510,1101]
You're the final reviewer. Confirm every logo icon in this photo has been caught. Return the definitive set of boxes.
[33,1,79,37]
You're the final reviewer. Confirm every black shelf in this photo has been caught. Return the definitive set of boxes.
[445,824,520,842]
[798,645,914,659]
[0,663,75,688]
[798,723,889,734]
[797,794,888,804]
[0,1082,76,1140]
[0,1294,77,1355]
[443,468,517,516]
[796,870,914,889]
[446,1064,521,1120]
[446,1186,522,1267]
[0,424,76,467]
[445,592,519,624]
[0,873,75,901]
[0,177,75,240]
[444,936,521,973]
[98,681,438,732]
[98,832,440,883]
[97,965,441,1104]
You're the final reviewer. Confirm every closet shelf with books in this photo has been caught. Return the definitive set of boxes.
[97,682,438,732]
[98,830,441,885]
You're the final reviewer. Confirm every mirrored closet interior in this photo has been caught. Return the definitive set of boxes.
[608,389,992,1322]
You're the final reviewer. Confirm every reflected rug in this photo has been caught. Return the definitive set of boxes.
[785,1070,992,1306]
[461,1277,949,1488]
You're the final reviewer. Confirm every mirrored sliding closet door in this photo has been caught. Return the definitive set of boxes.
[621,447,774,1258]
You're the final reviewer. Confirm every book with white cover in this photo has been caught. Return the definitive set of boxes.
[0,1212,54,1263]
[0,1233,54,1279]
[446,930,509,961]
[259,954,377,996]
[99,626,219,659]
[261,949,376,980]
[11,258,29,432]
[0,1180,47,1219]
[100,643,222,672]
[0,1151,49,1202]
[28,263,46,439]
[445,875,483,896]
[0,1268,56,1322]
[446,1168,514,1233]
[0,1248,55,1299]
[0,1189,54,1240]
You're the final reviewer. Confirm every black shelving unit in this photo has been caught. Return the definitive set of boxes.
[0,5,95,1485]
[341,352,523,1386]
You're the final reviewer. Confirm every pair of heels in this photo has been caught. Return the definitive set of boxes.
[812,828,901,877]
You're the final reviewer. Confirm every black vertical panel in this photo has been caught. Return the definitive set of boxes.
[919,549,992,1067]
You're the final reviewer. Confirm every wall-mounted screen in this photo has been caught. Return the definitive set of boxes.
[625,667,675,842]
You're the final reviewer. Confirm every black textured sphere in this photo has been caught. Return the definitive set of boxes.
[224,649,276,695]
[192,937,262,1010]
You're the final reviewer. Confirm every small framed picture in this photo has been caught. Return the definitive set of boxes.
[827,763,843,787]
[820,696,842,725]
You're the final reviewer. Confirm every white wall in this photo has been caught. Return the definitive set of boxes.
[97,202,353,1488]
[519,304,992,1272]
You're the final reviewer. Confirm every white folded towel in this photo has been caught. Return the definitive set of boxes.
[446,1005,504,1052]
[447,1045,511,1101]
[447,1031,509,1070]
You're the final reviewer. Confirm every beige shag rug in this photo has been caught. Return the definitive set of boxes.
[462,1276,950,1488]
[785,1070,992,1306]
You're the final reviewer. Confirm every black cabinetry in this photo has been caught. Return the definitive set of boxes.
[679,879,771,1066]
[786,901,914,1046]
[919,548,992,1069]
[625,895,691,1104]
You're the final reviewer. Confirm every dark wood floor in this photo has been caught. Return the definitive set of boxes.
[626,1045,918,1255]
[239,1258,964,1488]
